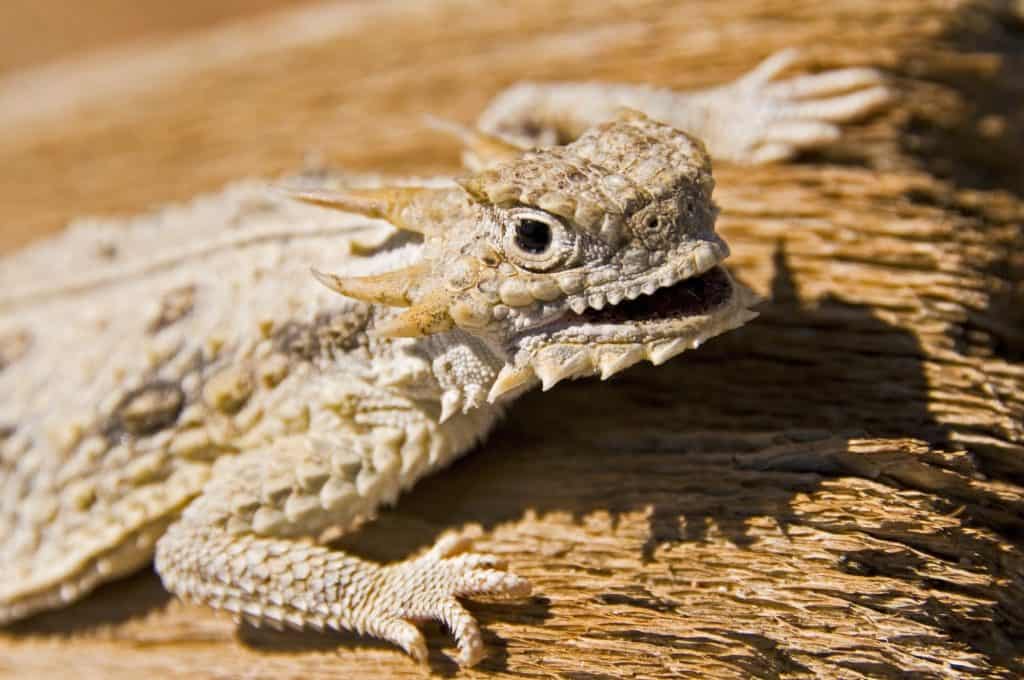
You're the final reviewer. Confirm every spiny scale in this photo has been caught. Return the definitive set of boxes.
[372,290,455,338]
[487,364,537,403]
[649,338,692,366]
[440,390,463,423]
[286,186,450,235]
[598,346,646,380]
[311,265,425,307]
[293,183,463,338]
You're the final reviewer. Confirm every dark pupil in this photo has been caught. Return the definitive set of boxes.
[514,219,552,254]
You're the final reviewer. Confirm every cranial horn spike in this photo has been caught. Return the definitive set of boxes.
[287,186,449,234]
[455,176,489,203]
[311,265,426,307]
[372,290,454,338]
[424,115,526,168]
[613,106,651,122]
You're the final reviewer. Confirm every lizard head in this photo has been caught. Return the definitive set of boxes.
[292,112,757,413]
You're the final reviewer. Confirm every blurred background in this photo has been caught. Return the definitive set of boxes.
[0,1,1020,256]
[0,1,309,76]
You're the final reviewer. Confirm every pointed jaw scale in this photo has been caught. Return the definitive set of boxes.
[534,348,593,391]
[439,390,463,423]
[486,364,538,403]
[598,346,646,379]
[496,265,759,394]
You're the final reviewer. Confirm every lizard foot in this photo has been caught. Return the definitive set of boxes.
[367,534,531,666]
[694,48,893,164]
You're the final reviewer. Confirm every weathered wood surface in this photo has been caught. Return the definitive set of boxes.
[0,0,308,78]
[1,1,1023,677]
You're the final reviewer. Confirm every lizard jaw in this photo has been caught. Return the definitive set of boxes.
[487,264,759,402]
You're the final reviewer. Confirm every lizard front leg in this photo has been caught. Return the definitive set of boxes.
[154,431,529,666]
[478,48,892,164]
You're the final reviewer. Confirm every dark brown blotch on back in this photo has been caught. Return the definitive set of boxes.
[111,381,186,437]
[272,307,371,361]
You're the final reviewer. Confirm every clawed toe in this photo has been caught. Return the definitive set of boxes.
[766,67,885,100]
[727,49,894,164]
[450,551,508,571]
[454,564,531,598]
[373,538,532,666]
[781,85,893,123]
[438,598,486,666]
[371,617,429,663]
[428,533,476,559]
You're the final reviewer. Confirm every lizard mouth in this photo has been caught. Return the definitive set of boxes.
[572,266,734,327]
[488,264,759,402]
[521,263,751,348]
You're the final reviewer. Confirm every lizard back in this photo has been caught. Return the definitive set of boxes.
[0,182,401,619]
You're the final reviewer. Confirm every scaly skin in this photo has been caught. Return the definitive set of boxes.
[0,51,889,665]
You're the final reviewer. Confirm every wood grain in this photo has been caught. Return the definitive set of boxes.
[0,0,314,77]
[1,0,1023,677]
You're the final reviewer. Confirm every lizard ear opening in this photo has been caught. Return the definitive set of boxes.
[286,186,451,235]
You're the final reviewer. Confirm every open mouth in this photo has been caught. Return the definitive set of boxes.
[490,264,756,404]
[572,266,734,326]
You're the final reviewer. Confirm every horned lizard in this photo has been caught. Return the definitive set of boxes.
[0,50,888,665]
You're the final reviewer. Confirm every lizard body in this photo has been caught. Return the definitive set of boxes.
[0,51,888,664]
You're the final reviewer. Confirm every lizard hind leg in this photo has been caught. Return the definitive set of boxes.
[153,442,530,666]
[155,520,529,665]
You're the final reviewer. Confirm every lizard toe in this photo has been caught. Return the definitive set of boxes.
[451,564,531,598]
[427,533,476,560]
[438,598,486,666]
[368,617,429,664]
[374,545,531,665]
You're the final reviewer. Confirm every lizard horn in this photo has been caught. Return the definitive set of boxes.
[424,115,526,167]
[612,106,651,122]
[372,289,455,338]
[311,265,427,307]
[287,186,448,235]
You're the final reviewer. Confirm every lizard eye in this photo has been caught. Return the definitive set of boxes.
[514,220,551,254]
[502,208,574,272]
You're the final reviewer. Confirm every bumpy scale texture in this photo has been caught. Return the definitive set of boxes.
[0,50,888,665]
